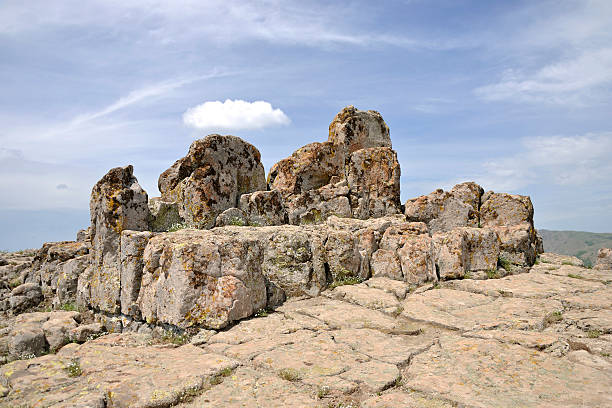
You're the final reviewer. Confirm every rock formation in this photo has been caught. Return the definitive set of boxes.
[3,106,609,408]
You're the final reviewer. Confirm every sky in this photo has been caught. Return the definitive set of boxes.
[1,0,611,250]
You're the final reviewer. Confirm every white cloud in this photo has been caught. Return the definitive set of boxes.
[475,48,612,104]
[477,133,612,191]
[0,0,451,50]
[183,99,290,131]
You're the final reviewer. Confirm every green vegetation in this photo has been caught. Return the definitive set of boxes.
[65,359,82,377]
[486,269,500,279]
[278,368,301,381]
[58,302,77,311]
[9,277,22,289]
[317,386,331,399]
[229,217,246,226]
[498,256,513,271]
[463,271,472,279]
[168,222,189,232]
[567,273,584,280]
[329,268,363,289]
[254,308,270,317]
[545,311,563,326]
[160,329,189,345]
[587,329,601,339]
[539,229,612,266]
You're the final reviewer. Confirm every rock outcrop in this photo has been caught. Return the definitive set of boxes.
[269,106,401,224]
[2,106,610,408]
[158,134,266,229]
[595,248,612,270]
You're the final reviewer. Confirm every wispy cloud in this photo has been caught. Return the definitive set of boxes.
[478,133,612,191]
[474,0,612,106]
[184,99,290,131]
[0,0,457,50]
[475,48,612,105]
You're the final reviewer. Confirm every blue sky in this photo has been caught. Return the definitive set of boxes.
[1,0,611,250]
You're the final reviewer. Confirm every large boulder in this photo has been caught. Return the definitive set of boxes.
[120,230,155,317]
[404,182,483,234]
[346,147,401,218]
[54,254,89,308]
[493,223,538,267]
[89,165,149,314]
[480,192,534,228]
[137,229,268,329]
[328,105,391,158]
[267,106,400,224]
[268,142,343,197]
[594,248,612,270]
[26,241,89,296]
[158,134,266,229]
[238,190,288,226]
[9,283,43,314]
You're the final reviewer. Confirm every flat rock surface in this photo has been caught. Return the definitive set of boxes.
[2,257,611,408]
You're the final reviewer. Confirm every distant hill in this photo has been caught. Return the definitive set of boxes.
[538,229,612,267]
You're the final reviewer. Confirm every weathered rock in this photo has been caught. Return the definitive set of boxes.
[371,249,403,280]
[54,254,89,307]
[76,227,91,243]
[120,230,155,317]
[494,222,538,267]
[595,247,612,270]
[463,227,500,271]
[69,322,105,343]
[405,335,612,408]
[282,180,352,225]
[26,240,89,296]
[214,207,248,227]
[397,235,437,285]
[42,314,78,351]
[262,226,327,297]
[328,105,392,158]
[538,252,584,267]
[0,256,7,267]
[346,147,401,218]
[432,229,468,280]
[9,283,42,313]
[184,367,319,407]
[238,189,287,226]
[404,182,482,234]
[89,165,149,314]
[480,191,534,227]
[159,134,266,228]
[148,196,183,232]
[1,333,239,408]
[137,228,268,329]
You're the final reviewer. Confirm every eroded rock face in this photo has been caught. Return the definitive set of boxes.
[480,191,534,227]
[159,134,266,229]
[328,105,392,157]
[268,106,400,224]
[404,182,483,234]
[238,190,287,226]
[346,147,401,218]
[595,248,612,270]
[89,165,149,314]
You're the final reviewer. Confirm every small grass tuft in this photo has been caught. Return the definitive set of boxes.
[545,311,563,326]
[567,273,584,280]
[317,386,331,399]
[160,329,189,345]
[59,302,77,311]
[486,269,500,279]
[278,368,301,382]
[463,271,471,279]
[168,222,189,232]
[432,282,441,289]
[65,359,82,377]
[254,308,270,318]
[498,256,513,271]
[9,278,22,289]
[391,306,404,317]
[561,260,575,266]
[328,276,363,290]
[587,329,601,339]
[229,217,246,226]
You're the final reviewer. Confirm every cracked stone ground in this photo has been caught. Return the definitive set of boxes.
[2,255,611,407]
